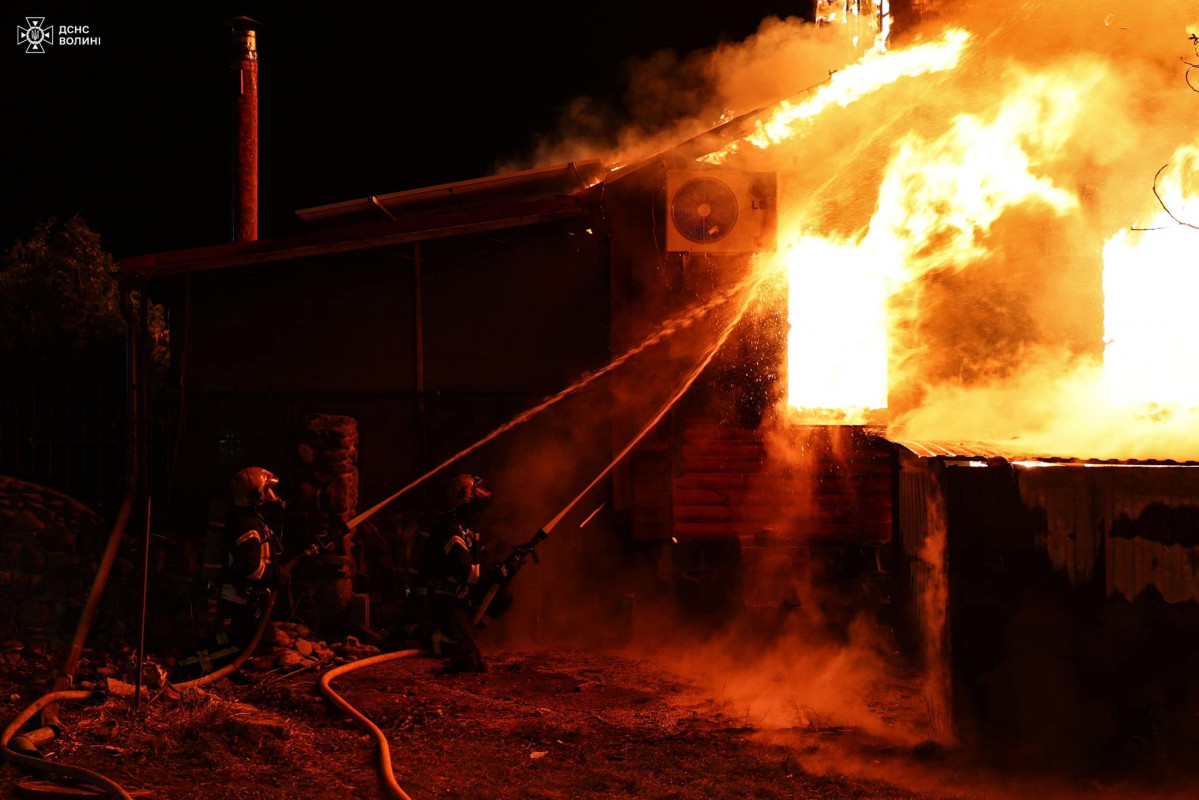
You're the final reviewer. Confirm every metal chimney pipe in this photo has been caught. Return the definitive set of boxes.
[229,16,259,242]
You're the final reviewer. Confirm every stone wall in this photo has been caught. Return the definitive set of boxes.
[0,475,110,650]
[293,414,360,637]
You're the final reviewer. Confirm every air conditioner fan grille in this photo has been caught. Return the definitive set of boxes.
[671,178,739,244]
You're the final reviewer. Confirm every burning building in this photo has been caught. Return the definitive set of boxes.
[107,0,1199,765]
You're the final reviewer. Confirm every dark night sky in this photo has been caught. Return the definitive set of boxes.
[6,3,812,259]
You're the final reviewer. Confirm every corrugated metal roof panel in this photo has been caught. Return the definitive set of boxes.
[887,438,1050,461]
[885,437,1199,467]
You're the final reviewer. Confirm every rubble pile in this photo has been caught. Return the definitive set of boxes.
[248,621,379,671]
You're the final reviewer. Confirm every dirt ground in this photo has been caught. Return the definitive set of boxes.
[4,643,1198,800]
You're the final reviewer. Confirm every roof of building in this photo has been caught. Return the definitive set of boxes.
[119,160,606,277]
[116,85,807,279]
[118,67,841,279]
[295,161,606,229]
[886,437,1199,467]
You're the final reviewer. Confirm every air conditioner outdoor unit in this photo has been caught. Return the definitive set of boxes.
[665,170,777,254]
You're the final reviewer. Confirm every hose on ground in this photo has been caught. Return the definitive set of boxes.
[1,690,134,800]
[319,649,424,800]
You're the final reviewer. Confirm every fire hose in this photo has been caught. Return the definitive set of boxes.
[322,272,764,798]
[1,485,138,798]
[2,272,760,798]
[0,551,282,798]
[473,273,764,622]
[173,590,279,690]
[317,649,423,800]
[1,690,133,800]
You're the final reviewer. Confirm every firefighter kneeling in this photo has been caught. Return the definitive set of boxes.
[394,474,512,672]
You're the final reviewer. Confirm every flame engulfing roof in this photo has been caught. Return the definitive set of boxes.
[885,438,1199,467]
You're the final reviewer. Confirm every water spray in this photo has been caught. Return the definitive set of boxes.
[471,268,769,623]
[346,271,761,530]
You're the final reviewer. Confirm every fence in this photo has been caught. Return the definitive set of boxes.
[0,376,127,513]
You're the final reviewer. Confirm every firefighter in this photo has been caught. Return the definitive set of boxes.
[219,466,286,652]
[395,474,509,672]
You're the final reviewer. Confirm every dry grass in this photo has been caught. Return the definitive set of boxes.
[0,649,958,799]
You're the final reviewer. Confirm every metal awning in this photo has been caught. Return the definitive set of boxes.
[120,191,597,277]
[295,160,606,229]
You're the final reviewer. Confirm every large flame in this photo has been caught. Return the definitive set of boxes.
[669,0,1197,454]
[1103,147,1199,409]
[701,28,970,166]
[779,56,1095,419]
[865,67,1089,271]
[786,236,889,421]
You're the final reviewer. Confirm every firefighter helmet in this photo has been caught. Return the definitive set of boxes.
[448,474,491,510]
[230,467,281,507]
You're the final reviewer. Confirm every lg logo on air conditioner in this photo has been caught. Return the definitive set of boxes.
[17,17,101,53]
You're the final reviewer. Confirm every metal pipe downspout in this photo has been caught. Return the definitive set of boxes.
[229,17,259,242]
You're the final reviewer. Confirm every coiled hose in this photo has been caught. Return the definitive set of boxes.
[318,649,423,800]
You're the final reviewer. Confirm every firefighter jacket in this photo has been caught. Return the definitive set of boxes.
[220,506,281,605]
[418,513,485,600]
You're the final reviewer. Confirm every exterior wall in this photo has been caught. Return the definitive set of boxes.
[153,221,610,528]
[1018,465,1199,603]
[606,163,896,614]
[668,425,893,543]
[635,421,896,616]
[894,451,953,739]
[897,456,1199,766]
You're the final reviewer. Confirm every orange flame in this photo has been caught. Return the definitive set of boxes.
[865,66,1089,274]
[701,28,970,166]
[782,59,1094,419]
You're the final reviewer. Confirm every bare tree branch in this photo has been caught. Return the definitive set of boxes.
[1186,34,1199,93]
[1131,163,1199,232]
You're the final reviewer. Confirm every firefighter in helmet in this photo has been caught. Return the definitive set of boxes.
[395,474,509,672]
[220,466,286,651]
